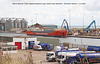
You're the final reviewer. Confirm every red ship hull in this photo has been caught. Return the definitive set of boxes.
[26,30,68,37]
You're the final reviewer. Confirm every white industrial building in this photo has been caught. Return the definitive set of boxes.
[0,36,38,54]
[11,36,37,50]
[1,36,37,50]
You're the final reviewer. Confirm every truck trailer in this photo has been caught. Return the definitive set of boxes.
[33,43,53,51]
[66,51,99,64]
[87,46,100,51]
[65,51,96,64]
[46,47,79,62]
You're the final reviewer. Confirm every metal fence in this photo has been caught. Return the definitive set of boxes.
[63,43,88,50]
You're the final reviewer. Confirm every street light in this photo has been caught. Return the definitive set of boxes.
[24,38,27,50]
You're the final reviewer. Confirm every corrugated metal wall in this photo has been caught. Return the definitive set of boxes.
[0,36,13,42]
[37,37,59,47]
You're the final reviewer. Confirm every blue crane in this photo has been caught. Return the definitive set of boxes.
[61,19,72,32]
[83,20,96,31]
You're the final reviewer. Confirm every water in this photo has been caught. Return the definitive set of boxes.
[0,33,27,36]
[0,33,100,46]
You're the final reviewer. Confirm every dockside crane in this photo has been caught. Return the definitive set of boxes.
[61,19,72,32]
[83,20,96,31]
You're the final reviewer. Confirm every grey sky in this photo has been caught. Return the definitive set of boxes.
[0,0,100,26]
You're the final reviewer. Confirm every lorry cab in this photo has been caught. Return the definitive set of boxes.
[46,51,64,62]
[46,52,56,62]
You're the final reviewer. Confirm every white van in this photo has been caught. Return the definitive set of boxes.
[33,45,42,51]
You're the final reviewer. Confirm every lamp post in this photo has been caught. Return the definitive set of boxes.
[24,38,27,50]
[74,38,77,47]
[81,37,83,49]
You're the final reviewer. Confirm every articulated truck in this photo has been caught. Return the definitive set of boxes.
[46,46,79,62]
[46,46,68,62]
[56,50,83,64]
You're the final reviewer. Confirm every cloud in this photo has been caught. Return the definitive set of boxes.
[0,0,100,26]
[85,0,100,11]
[8,0,22,2]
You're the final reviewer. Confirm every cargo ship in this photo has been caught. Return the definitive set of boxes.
[26,23,68,37]
[26,29,68,37]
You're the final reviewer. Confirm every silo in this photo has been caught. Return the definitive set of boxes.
[0,18,6,31]
[20,18,27,28]
[14,18,19,28]
[17,20,21,28]
[23,19,28,28]
[0,18,1,30]
[5,18,13,31]
[24,22,28,28]
[11,18,15,28]
[0,18,2,30]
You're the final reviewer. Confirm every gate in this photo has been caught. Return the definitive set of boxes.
[15,42,22,50]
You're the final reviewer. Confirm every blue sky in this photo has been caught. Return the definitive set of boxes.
[0,0,100,26]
